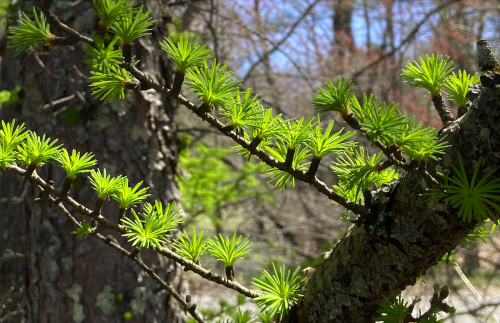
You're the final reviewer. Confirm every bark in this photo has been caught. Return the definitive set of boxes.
[292,48,500,321]
[0,1,186,322]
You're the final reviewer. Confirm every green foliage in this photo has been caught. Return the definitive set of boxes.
[0,119,27,153]
[333,168,399,208]
[359,100,406,146]
[89,168,126,199]
[92,0,135,29]
[248,108,286,142]
[460,225,490,245]
[396,114,436,148]
[252,263,303,320]
[111,6,155,44]
[220,89,262,132]
[90,66,135,103]
[281,116,315,150]
[227,308,254,323]
[121,201,183,249]
[444,70,480,107]
[57,149,97,179]
[402,135,449,162]
[311,77,353,115]
[349,93,375,122]
[111,178,150,209]
[75,220,92,238]
[0,144,16,170]
[17,132,62,167]
[185,60,242,109]
[179,141,269,227]
[425,155,500,222]
[172,227,209,264]
[160,37,211,72]
[207,232,252,267]
[402,53,454,96]
[84,36,124,72]
[264,143,310,192]
[256,311,274,323]
[309,117,356,158]
[374,292,412,323]
[350,94,447,162]
[332,147,385,196]
[0,86,21,108]
[8,8,52,55]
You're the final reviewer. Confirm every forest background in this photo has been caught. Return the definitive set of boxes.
[1,0,500,322]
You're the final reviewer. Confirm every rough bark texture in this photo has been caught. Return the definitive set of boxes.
[0,1,186,322]
[293,52,500,321]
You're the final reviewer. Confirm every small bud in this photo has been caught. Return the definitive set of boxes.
[439,285,449,299]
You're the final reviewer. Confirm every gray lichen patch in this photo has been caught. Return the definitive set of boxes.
[66,284,85,323]
[95,284,117,317]
[130,287,147,315]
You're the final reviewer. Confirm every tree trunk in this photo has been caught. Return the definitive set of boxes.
[0,1,186,322]
[293,53,500,321]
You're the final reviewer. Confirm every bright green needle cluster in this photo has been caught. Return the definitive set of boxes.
[310,117,355,158]
[220,88,263,132]
[0,120,28,170]
[84,36,124,73]
[444,70,480,107]
[252,263,304,320]
[58,149,97,179]
[89,168,126,199]
[93,0,135,29]
[90,66,135,103]
[281,116,316,150]
[172,227,209,264]
[75,220,92,238]
[332,147,385,196]
[17,132,62,167]
[227,308,254,323]
[402,53,454,96]
[111,6,155,45]
[359,100,406,146]
[121,201,183,250]
[111,178,150,209]
[250,108,286,141]
[160,37,211,73]
[425,155,500,222]
[8,8,52,55]
[312,77,353,115]
[186,60,242,109]
[207,231,252,268]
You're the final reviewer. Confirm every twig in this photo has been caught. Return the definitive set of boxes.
[9,164,260,299]
[351,0,459,82]
[34,0,94,45]
[46,194,205,323]
[241,0,322,82]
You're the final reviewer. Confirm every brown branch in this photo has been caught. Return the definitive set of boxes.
[34,0,94,45]
[44,194,205,323]
[8,164,260,299]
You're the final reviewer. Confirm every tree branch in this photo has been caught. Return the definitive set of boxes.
[8,164,260,299]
